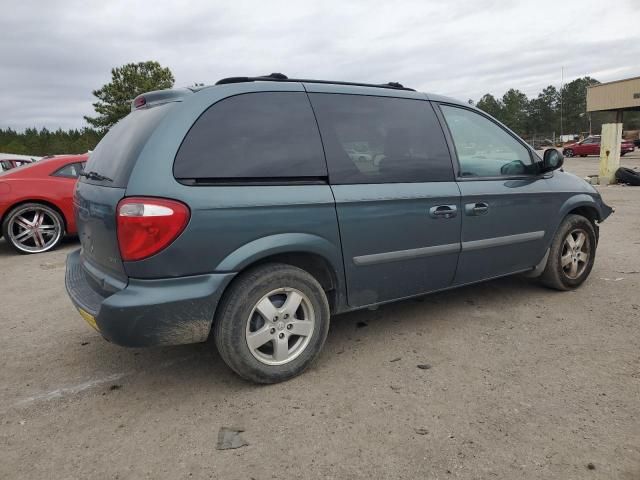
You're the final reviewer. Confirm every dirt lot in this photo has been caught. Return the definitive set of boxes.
[1,154,639,480]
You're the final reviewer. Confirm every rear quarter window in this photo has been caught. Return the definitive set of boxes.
[83,102,175,187]
[52,162,85,178]
[173,92,326,181]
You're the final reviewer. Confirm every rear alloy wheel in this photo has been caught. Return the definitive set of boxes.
[245,287,316,366]
[2,203,64,254]
[539,214,596,290]
[564,149,574,157]
[214,263,330,383]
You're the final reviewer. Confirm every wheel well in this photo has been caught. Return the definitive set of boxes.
[240,252,339,312]
[568,206,598,225]
[567,206,599,240]
[1,199,68,232]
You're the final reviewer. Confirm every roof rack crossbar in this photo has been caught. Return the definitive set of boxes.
[215,73,414,91]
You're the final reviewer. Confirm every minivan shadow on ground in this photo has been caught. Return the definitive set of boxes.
[64,275,547,393]
[3,259,545,411]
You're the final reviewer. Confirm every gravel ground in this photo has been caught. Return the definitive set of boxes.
[1,153,639,479]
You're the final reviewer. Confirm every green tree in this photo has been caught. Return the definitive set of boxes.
[84,61,174,131]
[531,85,559,134]
[501,89,529,134]
[476,94,504,120]
[3,139,28,155]
[0,127,102,156]
[560,77,599,134]
[475,77,601,136]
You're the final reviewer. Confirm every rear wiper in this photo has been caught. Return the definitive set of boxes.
[79,170,113,182]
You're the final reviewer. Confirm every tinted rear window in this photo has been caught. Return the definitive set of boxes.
[173,92,326,180]
[83,103,174,187]
[309,94,453,184]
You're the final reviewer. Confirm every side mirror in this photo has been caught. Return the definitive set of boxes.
[541,148,564,172]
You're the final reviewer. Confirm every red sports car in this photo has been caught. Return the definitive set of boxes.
[0,154,88,254]
[563,136,635,157]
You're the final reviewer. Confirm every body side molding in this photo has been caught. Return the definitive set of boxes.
[353,243,460,266]
[352,230,546,267]
[461,231,545,252]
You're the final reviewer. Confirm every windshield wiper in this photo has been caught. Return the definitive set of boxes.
[79,170,113,182]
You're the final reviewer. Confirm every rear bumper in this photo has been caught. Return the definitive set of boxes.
[65,249,235,347]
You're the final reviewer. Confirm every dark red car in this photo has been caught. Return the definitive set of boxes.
[0,154,87,254]
[563,136,635,157]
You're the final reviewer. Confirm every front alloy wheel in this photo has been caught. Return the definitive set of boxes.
[539,214,597,290]
[561,229,591,279]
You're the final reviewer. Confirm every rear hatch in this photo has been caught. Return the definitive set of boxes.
[75,102,176,290]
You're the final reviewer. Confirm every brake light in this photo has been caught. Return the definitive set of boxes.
[116,197,190,261]
[133,96,146,109]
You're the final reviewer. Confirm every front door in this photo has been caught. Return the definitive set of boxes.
[437,104,551,285]
[308,91,461,307]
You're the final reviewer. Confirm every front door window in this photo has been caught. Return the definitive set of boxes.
[440,105,534,177]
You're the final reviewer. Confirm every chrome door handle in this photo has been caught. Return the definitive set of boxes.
[429,205,457,219]
[465,202,489,216]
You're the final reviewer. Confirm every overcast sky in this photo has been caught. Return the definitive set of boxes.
[2,0,639,130]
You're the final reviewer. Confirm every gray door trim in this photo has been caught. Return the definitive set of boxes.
[353,230,545,267]
[353,243,461,266]
[461,231,545,252]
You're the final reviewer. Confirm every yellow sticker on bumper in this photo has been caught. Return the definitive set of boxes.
[78,308,99,332]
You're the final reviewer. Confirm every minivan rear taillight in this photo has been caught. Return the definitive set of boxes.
[116,197,190,261]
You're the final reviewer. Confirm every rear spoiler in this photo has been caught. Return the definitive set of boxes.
[131,88,193,111]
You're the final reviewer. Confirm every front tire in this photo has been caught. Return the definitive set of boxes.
[214,263,330,383]
[564,149,574,157]
[1,203,65,254]
[539,214,596,291]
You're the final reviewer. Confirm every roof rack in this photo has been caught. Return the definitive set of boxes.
[215,73,415,91]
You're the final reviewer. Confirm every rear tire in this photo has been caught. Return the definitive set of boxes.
[539,214,596,291]
[1,203,65,254]
[214,263,330,383]
[564,149,574,157]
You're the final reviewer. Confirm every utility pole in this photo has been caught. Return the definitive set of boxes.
[580,111,592,137]
[560,67,564,140]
